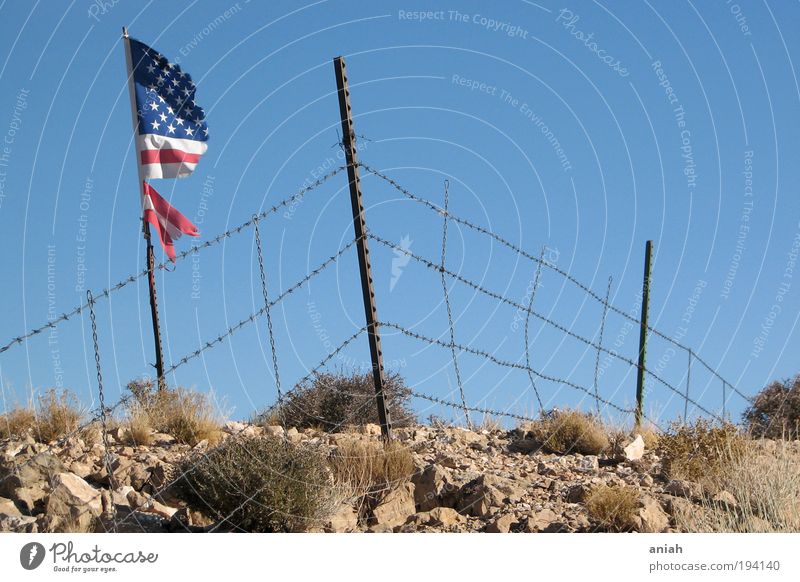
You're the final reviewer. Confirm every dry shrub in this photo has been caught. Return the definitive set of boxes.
[33,389,84,443]
[658,419,745,490]
[269,370,416,432]
[744,375,800,439]
[124,403,153,446]
[518,409,610,455]
[586,485,639,532]
[175,434,332,532]
[329,439,413,499]
[674,440,800,532]
[125,379,221,446]
[476,414,502,432]
[0,406,37,440]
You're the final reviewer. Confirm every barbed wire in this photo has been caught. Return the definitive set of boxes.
[592,276,613,416]
[358,162,749,404]
[163,238,357,375]
[0,167,346,358]
[369,232,721,420]
[523,248,546,413]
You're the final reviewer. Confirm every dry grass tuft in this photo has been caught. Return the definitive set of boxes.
[658,419,745,491]
[33,389,84,443]
[0,406,37,440]
[586,485,640,532]
[329,439,414,500]
[674,439,800,532]
[518,409,610,455]
[125,379,222,446]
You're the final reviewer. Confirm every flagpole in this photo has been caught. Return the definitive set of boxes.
[122,26,166,392]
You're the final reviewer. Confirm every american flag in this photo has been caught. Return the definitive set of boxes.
[129,38,209,179]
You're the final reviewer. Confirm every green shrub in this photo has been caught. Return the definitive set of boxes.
[658,419,745,489]
[586,485,639,532]
[175,434,332,532]
[744,375,800,439]
[267,370,416,432]
[516,409,610,455]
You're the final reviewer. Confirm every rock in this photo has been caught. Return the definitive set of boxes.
[537,461,556,476]
[664,479,703,500]
[411,464,453,511]
[371,482,415,527]
[152,433,176,445]
[637,496,669,533]
[0,496,22,517]
[624,435,645,462]
[0,514,37,532]
[576,456,599,473]
[112,486,135,507]
[286,427,301,443]
[0,453,65,497]
[222,421,246,434]
[128,464,150,491]
[486,513,516,533]
[456,475,505,517]
[639,474,654,488]
[9,485,46,514]
[525,508,559,532]
[263,425,285,438]
[325,504,359,533]
[46,472,103,532]
[712,490,738,509]
[362,424,382,437]
[143,500,177,519]
[126,490,149,510]
[565,483,589,503]
[367,523,394,533]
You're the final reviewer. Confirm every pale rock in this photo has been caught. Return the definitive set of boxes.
[664,479,703,500]
[624,435,646,462]
[456,475,505,517]
[222,421,246,434]
[0,496,22,517]
[263,425,285,438]
[406,507,466,529]
[411,464,453,512]
[112,486,135,507]
[638,496,669,533]
[286,427,301,443]
[485,512,516,533]
[576,456,600,473]
[0,514,37,532]
[47,472,103,531]
[143,499,177,519]
[361,424,382,437]
[525,508,559,532]
[371,482,416,527]
[324,504,359,532]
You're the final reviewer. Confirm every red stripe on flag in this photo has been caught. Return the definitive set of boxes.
[140,149,202,165]
[143,182,199,262]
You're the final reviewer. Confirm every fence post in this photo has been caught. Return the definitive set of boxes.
[333,56,392,440]
[635,240,653,429]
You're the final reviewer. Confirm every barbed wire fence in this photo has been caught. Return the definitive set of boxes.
[0,156,752,532]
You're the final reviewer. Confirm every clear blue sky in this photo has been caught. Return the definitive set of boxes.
[1,0,798,428]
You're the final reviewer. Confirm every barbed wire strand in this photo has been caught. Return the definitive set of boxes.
[369,233,721,420]
[86,290,117,532]
[592,276,613,416]
[358,163,750,403]
[523,248,546,413]
[0,167,346,358]
[439,179,471,429]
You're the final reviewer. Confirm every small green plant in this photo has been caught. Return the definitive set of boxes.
[586,485,639,532]
[267,369,416,432]
[175,434,332,532]
[658,419,745,490]
[517,409,610,455]
[744,375,800,439]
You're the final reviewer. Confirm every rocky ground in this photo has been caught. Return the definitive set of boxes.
[0,422,791,533]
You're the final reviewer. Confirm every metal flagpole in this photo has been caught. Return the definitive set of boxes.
[122,27,166,391]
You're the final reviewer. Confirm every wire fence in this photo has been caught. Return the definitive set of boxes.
[0,154,751,532]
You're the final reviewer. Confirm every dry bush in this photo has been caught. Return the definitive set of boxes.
[658,419,745,490]
[476,414,502,432]
[33,389,84,443]
[329,439,413,499]
[674,440,800,532]
[175,434,332,532]
[124,403,153,446]
[518,409,610,455]
[125,379,221,446]
[586,485,639,532]
[268,370,416,432]
[0,406,37,439]
[744,375,800,439]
